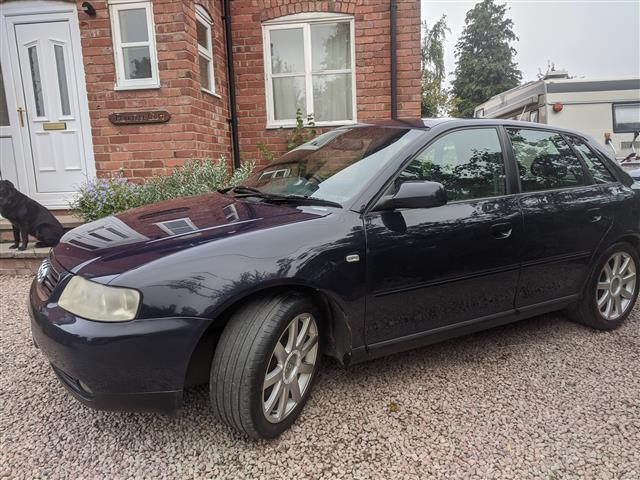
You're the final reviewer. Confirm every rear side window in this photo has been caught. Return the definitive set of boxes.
[507,128,586,192]
[395,128,506,202]
[568,137,616,184]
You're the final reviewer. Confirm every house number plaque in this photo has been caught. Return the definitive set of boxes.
[109,110,171,125]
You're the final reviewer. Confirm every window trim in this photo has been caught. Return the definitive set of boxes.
[195,4,216,95]
[262,13,357,128]
[612,101,640,134]
[109,0,160,90]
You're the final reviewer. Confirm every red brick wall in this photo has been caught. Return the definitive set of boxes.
[232,0,421,164]
[76,0,231,182]
[77,0,421,177]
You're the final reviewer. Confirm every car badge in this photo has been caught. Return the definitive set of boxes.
[37,259,50,284]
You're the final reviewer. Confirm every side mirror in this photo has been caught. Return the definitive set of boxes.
[374,181,447,211]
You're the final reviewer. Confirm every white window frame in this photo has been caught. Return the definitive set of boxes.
[195,5,216,95]
[262,12,357,129]
[109,0,160,90]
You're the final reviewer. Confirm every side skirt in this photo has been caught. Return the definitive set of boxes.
[347,294,579,365]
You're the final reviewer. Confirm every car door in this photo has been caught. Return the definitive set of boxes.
[364,127,523,346]
[505,127,613,308]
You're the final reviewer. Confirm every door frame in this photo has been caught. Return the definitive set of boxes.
[0,1,95,209]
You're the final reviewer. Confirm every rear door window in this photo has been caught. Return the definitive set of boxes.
[506,128,586,192]
[568,137,616,184]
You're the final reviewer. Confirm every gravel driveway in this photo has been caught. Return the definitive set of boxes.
[1,275,639,479]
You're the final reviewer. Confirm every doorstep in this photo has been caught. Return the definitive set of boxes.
[0,243,50,275]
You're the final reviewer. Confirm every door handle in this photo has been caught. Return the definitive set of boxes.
[490,222,513,239]
[587,208,602,223]
[17,107,25,127]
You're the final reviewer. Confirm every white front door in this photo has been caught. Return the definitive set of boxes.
[1,3,94,209]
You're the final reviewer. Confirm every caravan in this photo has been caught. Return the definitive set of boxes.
[474,72,640,163]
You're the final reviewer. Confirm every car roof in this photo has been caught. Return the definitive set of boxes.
[356,118,593,138]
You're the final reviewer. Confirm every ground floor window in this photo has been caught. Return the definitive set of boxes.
[263,13,356,128]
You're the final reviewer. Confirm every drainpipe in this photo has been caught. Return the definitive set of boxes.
[223,0,241,169]
[390,0,398,119]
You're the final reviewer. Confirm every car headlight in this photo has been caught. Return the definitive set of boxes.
[58,276,140,322]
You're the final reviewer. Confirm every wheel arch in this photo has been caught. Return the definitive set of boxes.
[183,282,353,387]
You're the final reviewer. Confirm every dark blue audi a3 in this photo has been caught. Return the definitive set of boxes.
[29,118,640,438]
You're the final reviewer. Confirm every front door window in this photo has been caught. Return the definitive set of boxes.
[27,45,45,117]
[393,127,507,201]
[54,44,71,116]
[0,64,9,127]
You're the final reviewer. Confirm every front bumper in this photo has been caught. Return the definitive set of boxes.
[28,276,211,413]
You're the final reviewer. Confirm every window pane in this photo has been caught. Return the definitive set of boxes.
[119,8,149,43]
[0,63,9,126]
[54,45,71,116]
[27,46,45,116]
[122,46,152,79]
[196,20,209,49]
[270,29,304,74]
[311,22,351,71]
[569,137,615,184]
[273,76,306,120]
[614,103,640,132]
[507,128,586,192]
[199,54,211,90]
[396,128,506,201]
[312,73,352,121]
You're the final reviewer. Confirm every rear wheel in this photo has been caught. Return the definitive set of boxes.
[210,293,321,439]
[570,242,639,330]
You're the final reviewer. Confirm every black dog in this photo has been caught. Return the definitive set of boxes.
[0,180,64,250]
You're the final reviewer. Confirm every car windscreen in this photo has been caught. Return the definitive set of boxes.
[242,127,423,204]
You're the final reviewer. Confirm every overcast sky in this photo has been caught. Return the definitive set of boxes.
[421,0,640,88]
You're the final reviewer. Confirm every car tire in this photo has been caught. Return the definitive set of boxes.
[209,292,322,439]
[569,242,639,330]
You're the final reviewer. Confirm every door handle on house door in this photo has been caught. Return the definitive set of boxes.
[17,107,25,127]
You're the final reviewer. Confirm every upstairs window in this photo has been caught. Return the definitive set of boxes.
[109,0,159,90]
[196,5,216,94]
[263,13,356,128]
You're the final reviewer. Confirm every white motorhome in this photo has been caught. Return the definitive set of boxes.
[474,72,640,162]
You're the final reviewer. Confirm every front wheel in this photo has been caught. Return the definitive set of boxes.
[210,293,321,439]
[569,242,639,330]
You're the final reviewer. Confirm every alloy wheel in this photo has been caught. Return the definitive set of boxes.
[596,251,637,321]
[262,313,319,423]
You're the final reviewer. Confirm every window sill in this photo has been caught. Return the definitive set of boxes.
[114,83,161,92]
[266,120,357,130]
[202,88,222,99]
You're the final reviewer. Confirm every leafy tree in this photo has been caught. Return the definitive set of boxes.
[450,0,522,117]
[421,16,450,117]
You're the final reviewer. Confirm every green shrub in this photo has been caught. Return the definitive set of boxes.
[70,157,254,222]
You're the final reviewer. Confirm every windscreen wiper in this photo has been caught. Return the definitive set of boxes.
[221,186,342,208]
[266,195,342,209]
[218,185,268,196]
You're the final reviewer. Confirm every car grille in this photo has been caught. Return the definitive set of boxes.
[37,257,62,298]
